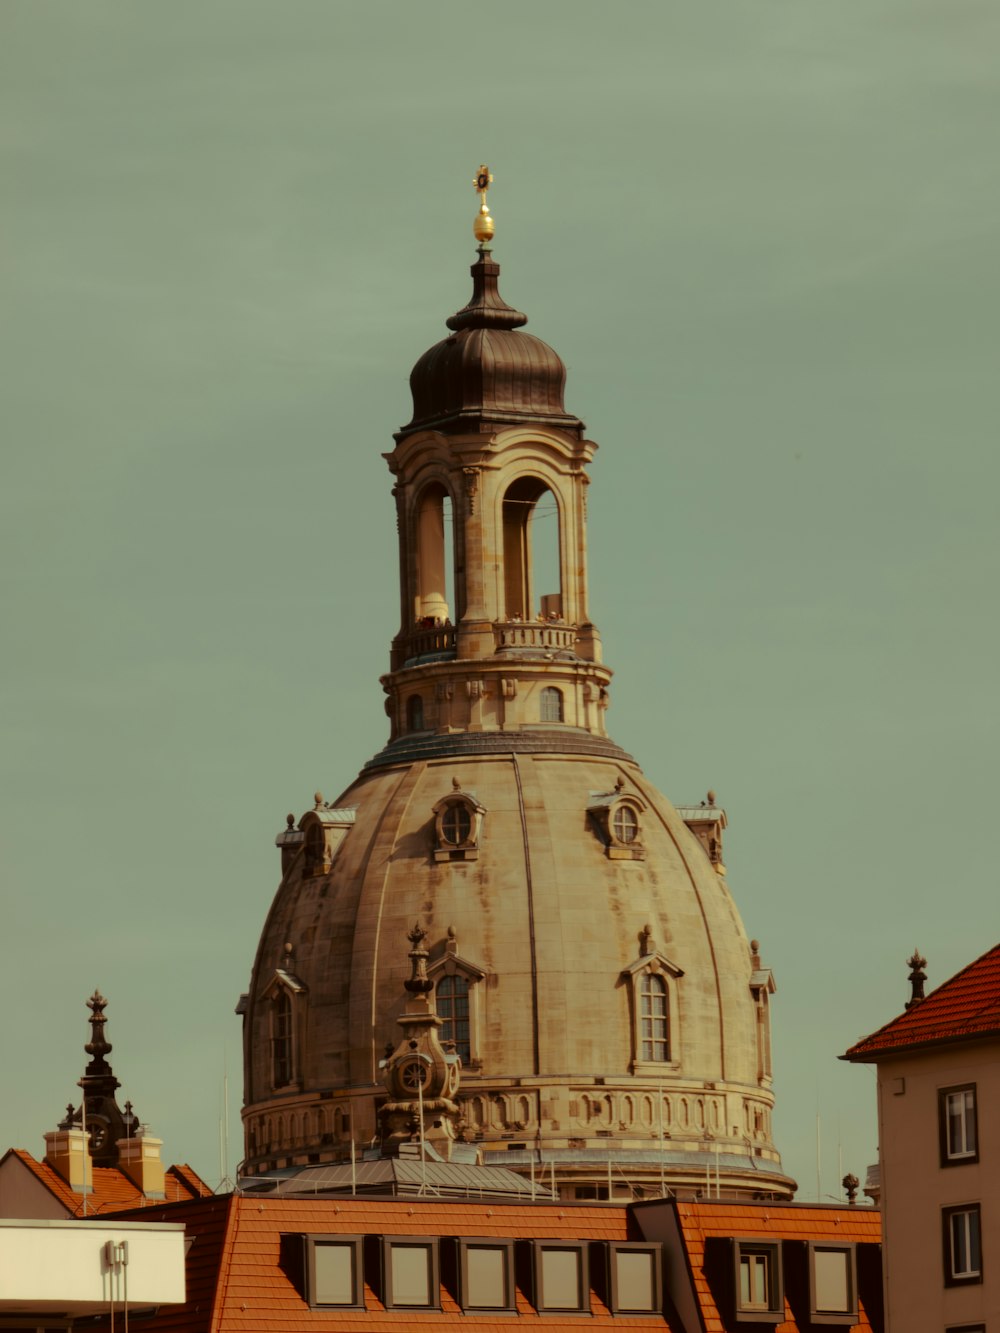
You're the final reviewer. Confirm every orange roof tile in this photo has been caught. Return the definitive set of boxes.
[4,1148,212,1216]
[668,1199,882,1333]
[77,1193,885,1333]
[843,942,1000,1059]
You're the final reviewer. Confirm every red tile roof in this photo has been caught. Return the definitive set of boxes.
[843,942,1000,1059]
[75,1192,886,1333]
[669,1199,882,1333]
[3,1147,212,1216]
[85,1194,666,1331]
[88,1193,234,1333]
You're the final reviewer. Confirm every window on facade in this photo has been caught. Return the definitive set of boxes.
[436,974,470,1062]
[304,1236,364,1309]
[384,1239,440,1309]
[608,1243,662,1314]
[272,990,293,1088]
[534,1243,588,1313]
[457,1239,515,1312]
[944,1206,982,1285]
[732,1241,782,1322]
[640,973,669,1062]
[440,802,472,845]
[540,686,564,722]
[940,1085,978,1165]
[303,822,325,875]
[406,694,424,732]
[808,1245,856,1324]
[613,804,639,844]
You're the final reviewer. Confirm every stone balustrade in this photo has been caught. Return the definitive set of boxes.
[493,621,578,653]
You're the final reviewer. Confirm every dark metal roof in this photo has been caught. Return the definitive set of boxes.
[402,247,584,438]
[243,1158,550,1201]
[362,728,635,772]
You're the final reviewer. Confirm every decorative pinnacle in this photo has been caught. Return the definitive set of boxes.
[905,949,928,1010]
[405,922,433,995]
[472,163,495,245]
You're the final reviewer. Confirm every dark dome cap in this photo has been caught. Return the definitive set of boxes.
[402,247,584,438]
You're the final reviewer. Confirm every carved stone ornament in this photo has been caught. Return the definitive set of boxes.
[463,466,480,514]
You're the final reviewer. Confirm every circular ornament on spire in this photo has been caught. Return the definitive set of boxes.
[473,162,495,244]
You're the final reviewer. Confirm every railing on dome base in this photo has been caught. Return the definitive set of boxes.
[493,621,577,653]
[401,622,458,664]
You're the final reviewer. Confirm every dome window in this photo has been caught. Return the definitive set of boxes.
[540,686,564,723]
[620,926,682,1074]
[261,959,307,1093]
[612,804,639,845]
[428,927,487,1071]
[435,974,470,1063]
[587,779,646,861]
[406,694,425,732]
[432,780,486,863]
[440,803,472,845]
[298,799,357,878]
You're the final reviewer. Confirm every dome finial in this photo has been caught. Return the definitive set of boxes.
[472,163,495,245]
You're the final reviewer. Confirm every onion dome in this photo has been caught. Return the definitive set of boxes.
[404,246,585,437]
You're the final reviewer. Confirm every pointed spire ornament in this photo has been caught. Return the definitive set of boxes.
[472,163,495,244]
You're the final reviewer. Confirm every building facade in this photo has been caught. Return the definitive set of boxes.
[238,179,794,1200]
[844,944,1000,1332]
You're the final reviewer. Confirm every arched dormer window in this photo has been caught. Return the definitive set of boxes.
[587,781,646,861]
[303,822,325,876]
[435,974,471,1063]
[620,926,682,1074]
[298,801,357,878]
[273,990,293,1086]
[406,693,425,732]
[432,780,486,863]
[429,928,487,1071]
[263,965,307,1092]
[540,686,564,723]
[639,973,669,1062]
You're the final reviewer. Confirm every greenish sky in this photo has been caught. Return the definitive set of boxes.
[2,0,997,1198]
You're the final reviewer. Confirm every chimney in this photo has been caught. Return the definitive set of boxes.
[116,1125,166,1198]
[44,1127,92,1193]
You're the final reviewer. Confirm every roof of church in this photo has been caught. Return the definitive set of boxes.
[1,1147,212,1215]
[843,942,1000,1059]
[404,247,584,438]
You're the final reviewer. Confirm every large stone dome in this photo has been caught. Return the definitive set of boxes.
[239,226,794,1200]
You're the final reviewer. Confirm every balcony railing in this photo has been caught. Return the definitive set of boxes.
[402,622,457,662]
[493,620,578,653]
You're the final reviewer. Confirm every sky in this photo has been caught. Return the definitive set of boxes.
[2,0,998,1201]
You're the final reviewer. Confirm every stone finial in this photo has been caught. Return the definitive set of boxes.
[452,776,462,791]
[286,813,295,830]
[707,789,716,807]
[905,949,927,1010]
[639,924,655,956]
[614,775,625,792]
[750,939,762,969]
[84,991,113,1075]
[313,791,324,809]
[76,992,127,1167]
[405,923,432,995]
[446,925,458,954]
[842,1172,859,1205]
[379,926,463,1160]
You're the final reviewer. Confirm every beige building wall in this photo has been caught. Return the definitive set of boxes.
[876,1037,999,1331]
